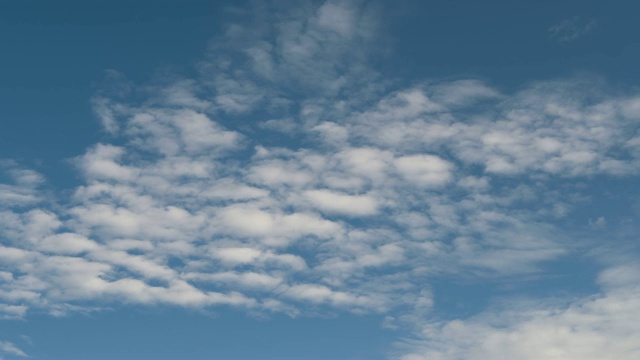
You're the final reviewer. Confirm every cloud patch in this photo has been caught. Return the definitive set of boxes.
[549,16,597,43]
[1,1,640,359]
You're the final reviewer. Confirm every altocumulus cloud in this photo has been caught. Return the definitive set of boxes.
[1,1,640,359]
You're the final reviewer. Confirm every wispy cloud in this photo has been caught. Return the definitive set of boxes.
[549,16,597,43]
[0,341,27,358]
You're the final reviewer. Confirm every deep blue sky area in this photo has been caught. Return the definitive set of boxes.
[1,1,640,360]
[387,0,640,84]
[1,0,223,186]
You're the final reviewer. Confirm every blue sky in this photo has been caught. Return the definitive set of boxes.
[1,1,640,359]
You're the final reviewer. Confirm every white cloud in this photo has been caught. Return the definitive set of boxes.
[396,266,640,360]
[0,162,45,207]
[283,283,381,310]
[77,144,135,181]
[0,304,27,319]
[126,109,243,156]
[38,233,100,255]
[2,3,640,359]
[336,147,393,182]
[91,96,121,134]
[303,189,379,216]
[312,121,349,146]
[214,203,342,245]
[248,159,315,187]
[353,79,640,176]
[0,341,27,358]
[212,247,263,265]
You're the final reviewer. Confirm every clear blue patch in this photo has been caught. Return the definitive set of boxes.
[1,307,392,360]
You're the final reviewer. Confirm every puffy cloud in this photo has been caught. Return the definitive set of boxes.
[2,2,640,359]
[77,144,135,181]
[351,79,640,176]
[38,233,100,255]
[212,247,263,265]
[214,203,342,244]
[303,189,379,216]
[394,155,453,187]
[126,109,243,156]
[283,283,381,310]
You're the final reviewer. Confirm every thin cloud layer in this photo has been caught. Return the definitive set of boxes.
[549,16,597,43]
[1,1,639,359]
[0,341,27,359]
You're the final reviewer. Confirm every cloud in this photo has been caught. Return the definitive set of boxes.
[0,341,27,358]
[549,16,597,43]
[303,189,379,216]
[394,154,453,187]
[5,71,640,320]
[395,265,640,360]
[0,161,45,207]
[1,1,640,359]
[352,78,640,176]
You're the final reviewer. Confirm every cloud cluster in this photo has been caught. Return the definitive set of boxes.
[397,264,640,360]
[1,1,639,359]
[350,79,640,176]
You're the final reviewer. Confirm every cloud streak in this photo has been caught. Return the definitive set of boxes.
[0,341,27,359]
[549,16,597,43]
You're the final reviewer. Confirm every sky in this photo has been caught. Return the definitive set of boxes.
[1,0,640,359]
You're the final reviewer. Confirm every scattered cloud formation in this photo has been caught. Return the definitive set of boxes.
[1,1,639,359]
